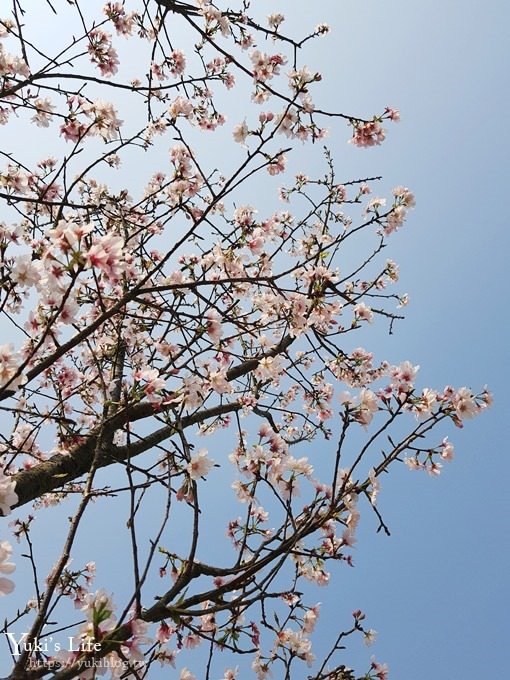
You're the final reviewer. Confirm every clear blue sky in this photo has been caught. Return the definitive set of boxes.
[300,1,510,677]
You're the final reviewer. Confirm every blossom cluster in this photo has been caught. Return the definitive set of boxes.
[0,3,490,680]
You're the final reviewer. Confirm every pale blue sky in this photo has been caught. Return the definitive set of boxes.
[304,1,509,677]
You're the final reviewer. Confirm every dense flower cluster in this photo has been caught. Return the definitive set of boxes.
[0,2,488,680]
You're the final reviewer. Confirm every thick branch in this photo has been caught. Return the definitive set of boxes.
[10,401,240,511]
[10,334,295,510]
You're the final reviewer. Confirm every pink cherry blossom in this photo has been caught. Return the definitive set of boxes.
[87,28,119,76]
[85,233,125,281]
[354,303,374,323]
[267,153,286,175]
[85,99,123,140]
[31,97,55,127]
[233,119,249,144]
[0,466,18,515]
[350,119,386,148]
[0,541,15,596]
[168,96,194,120]
[452,387,479,420]
[187,449,215,480]
[206,309,223,343]
[10,256,41,288]
[0,344,26,392]
[250,50,286,82]
[391,360,420,392]
[371,658,389,680]
[303,604,321,633]
[363,628,377,646]
[440,438,455,461]
[104,2,139,36]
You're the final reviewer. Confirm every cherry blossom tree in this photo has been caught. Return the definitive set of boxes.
[0,2,489,679]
